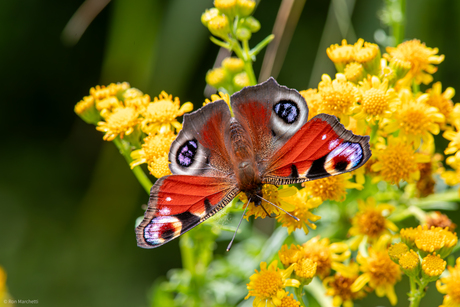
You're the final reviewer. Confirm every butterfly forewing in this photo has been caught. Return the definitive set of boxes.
[137,175,239,248]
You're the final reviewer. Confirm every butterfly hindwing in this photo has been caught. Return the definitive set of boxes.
[136,175,240,248]
[263,113,371,184]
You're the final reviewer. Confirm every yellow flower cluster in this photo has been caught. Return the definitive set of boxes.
[304,38,449,189]
[75,83,194,178]
[206,57,251,93]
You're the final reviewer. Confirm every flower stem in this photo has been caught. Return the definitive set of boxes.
[295,286,307,307]
[113,137,153,194]
[408,277,428,307]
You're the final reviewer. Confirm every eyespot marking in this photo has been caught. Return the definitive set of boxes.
[176,139,198,167]
[144,216,182,246]
[273,100,299,124]
[324,142,364,173]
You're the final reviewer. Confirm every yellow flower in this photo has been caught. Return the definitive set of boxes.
[385,39,445,86]
[437,257,460,307]
[344,62,365,83]
[348,198,398,249]
[0,266,6,299]
[413,225,458,258]
[398,250,420,277]
[148,153,172,178]
[222,57,245,74]
[351,240,401,306]
[141,91,193,134]
[384,89,445,150]
[443,125,460,157]
[278,244,303,268]
[426,82,455,127]
[422,253,446,280]
[89,82,130,100]
[203,92,231,109]
[236,0,256,17]
[130,131,176,168]
[353,39,381,74]
[207,14,230,39]
[303,173,362,202]
[96,106,139,141]
[294,257,317,283]
[246,260,300,307]
[95,96,122,118]
[275,188,322,234]
[124,94,151,113]
[388,242,409,264]
[400,227,420,249]
[74,95,100,124]
[318,74,360,123]
[326,39,354,71]
[324,262,368,307]
[302,236,351,279]
[371,136,431,184]
[240,185,297,220]
[354,76,399,123]
[206,67,228,89]
[299,88,322,120]
[279,293,300,307]
[233,72,250,91]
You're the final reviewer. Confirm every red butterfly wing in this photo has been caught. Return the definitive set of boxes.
[263,114,371,184]
[136,175,239,248]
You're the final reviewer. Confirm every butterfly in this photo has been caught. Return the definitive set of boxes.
[136,77,371,249]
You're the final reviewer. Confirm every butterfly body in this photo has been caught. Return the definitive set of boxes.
[136,78,371,248]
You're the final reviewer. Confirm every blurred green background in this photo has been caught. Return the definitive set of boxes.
[1,0,460,306]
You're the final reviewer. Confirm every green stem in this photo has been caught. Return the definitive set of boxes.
[388,0,406,45]
[113,137,153,194]
[409,278,428,307]
[295,286,307,307]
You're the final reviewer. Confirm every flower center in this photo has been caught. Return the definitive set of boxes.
[362,88,388,115]
[254,271,283,298]
[357,210,386,238]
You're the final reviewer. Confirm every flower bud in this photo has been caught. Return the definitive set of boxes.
[201,8,220,27]
[236,0,256,17]
[207,15,230,39]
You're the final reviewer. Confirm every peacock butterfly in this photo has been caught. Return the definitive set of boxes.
[136,77,371,248]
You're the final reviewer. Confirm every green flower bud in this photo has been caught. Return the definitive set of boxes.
[236,27,251,41]
[236,0,256,17]
[242,16,260,32]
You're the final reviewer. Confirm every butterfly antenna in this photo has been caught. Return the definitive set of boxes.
[255,195,300,222]
[226,199,250,252]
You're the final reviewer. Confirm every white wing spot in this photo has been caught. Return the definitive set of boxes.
[166,197,172,202]
[322,134,327,140]
[159,206,171,216]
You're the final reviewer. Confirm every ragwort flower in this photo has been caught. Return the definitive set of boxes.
[437,257,460,307]
[275,188,322,234]
[96,106,139,141]
[240,185,297,220]
[426,82,455,127]
[324,262,368,307]
[384,89,445,151]
[371,136,430,184]
[385,39,445,86]
[141,91,193,134]
[302,236,351,279]
[318,74,360,124]
[348,198,398,249]
[354,76,399,123]
[246,260,300,307]
[351,239,401,306]
[303,173,362,202]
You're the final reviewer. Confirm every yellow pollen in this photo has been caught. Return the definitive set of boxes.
[355,209,387,238]
[295,258,317,280]
[362,88,388,116]
[399,250,420,270]
[368,251,401,286]
[253,271,283,297]
[388,242,409,262]
[422,253,446,277]
[304,175,347,202]
[344,62,364,83]
[280,293,300,307]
